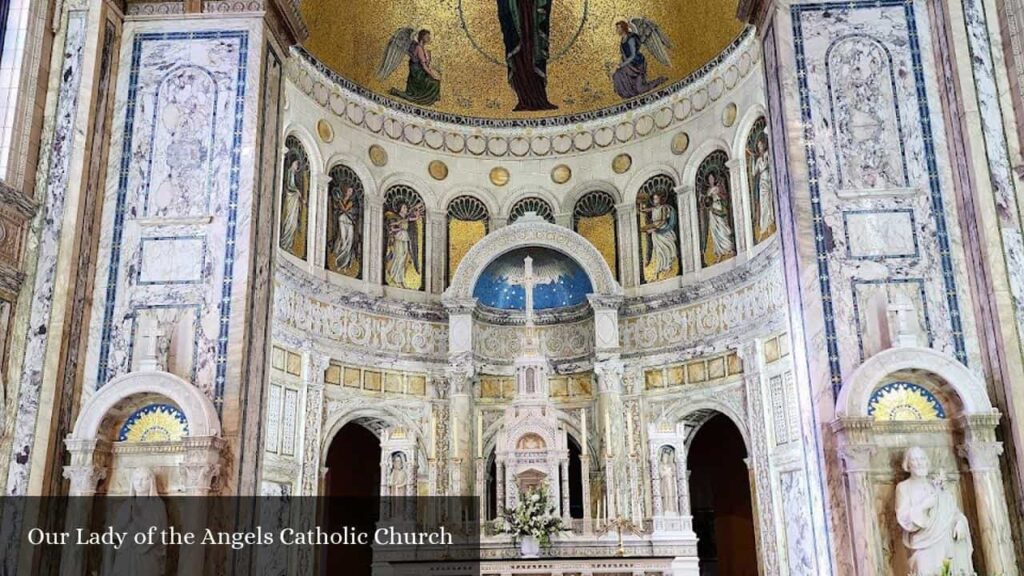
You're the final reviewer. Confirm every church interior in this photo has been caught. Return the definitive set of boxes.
[2,0,1024,574]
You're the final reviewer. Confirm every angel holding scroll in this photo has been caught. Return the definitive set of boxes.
[377,28,441,106]
[612,18,671,99]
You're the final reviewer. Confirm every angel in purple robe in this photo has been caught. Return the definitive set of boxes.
[613,18,672,99]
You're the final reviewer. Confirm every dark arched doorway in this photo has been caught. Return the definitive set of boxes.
[323,421,381,576]
[688,413,757,576]
[567,435,584,518]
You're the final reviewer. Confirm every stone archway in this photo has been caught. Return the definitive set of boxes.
[442,218,624,365]
[832,347,1016,575]
[445,219,621,303]
[66,370,223,497]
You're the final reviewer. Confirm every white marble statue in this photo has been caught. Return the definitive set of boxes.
[895,447,974,576]
[102,467,167,576]
[388,452,409,515]
[280,157,304,250]
[659,447,679,514]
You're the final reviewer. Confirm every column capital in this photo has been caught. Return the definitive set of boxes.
[442,296,478,315]
[305,351,331,384]
[593,358,625,393]
[63,465,106,497]
[958,441,1004,472]
[837,444,876,473]
[181,437,226,495]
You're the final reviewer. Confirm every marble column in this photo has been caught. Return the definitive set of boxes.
[366,202,384,293]
[725,158,749,253]
[293,353,328,576]
[444,297,477,495]
[615,204,637,288]
[580,452,593,530]
[837,444,884,576]
[60,444,106,576]
[476,457,487,521]
[496,462,506,511]
[594,357,625,518]
[673,185,698,275]
[958,433,1019,575]
[447,358,473,496]
[429,209,445,294]
[179,439,224,576]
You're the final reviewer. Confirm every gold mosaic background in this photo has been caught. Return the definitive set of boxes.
[301,0,744,119]
[448,218,487,285]
[576,213,618,279]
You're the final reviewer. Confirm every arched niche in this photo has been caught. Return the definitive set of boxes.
[443,219,623,358]
[65,370,223,497]
[832,347,1016,576]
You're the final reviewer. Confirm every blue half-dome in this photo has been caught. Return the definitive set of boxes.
[473,247,593,311]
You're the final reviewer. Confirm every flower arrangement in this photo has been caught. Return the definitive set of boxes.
[494,483,567,547]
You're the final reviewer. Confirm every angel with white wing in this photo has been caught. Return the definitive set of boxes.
[377,27,441,106]
[612,18,672,99]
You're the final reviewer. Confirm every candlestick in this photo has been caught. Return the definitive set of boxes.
[580,409,588,455]
[453,418,458,452]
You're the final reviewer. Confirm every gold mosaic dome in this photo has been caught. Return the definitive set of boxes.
[300,0,746,121]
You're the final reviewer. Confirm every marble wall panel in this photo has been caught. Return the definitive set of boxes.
[780,470,817,576]
[85,29,251,410]
[5,11,86,496]
[792,0,969,395]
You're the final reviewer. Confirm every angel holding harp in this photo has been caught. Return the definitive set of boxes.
[384,199,425,289]
[613,18,671,99]
[378,28,441,106]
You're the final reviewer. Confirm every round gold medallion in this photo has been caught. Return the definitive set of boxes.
[489,166,510,187]
[722,103,738,127]
[428,160,449,181]
[368,145,388,167]
[612,153,632,174]
[550,164,572,184]
[671,132,690,155]
[316,119,334,143]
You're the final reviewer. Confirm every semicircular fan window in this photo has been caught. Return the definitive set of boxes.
[118,403,189,442]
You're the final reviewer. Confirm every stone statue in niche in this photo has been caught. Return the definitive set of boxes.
[895,447,974,576]
[103,468,167,576]
[279,136,310,259]
[659,446,679,514]
[696,151,737,268]
[388,452,409,515]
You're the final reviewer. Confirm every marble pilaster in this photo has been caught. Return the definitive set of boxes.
[673,185,698,276]
[836,444,884,575]
[300,352,330,495]
[958,434,1019,575]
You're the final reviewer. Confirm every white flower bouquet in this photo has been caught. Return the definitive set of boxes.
[494,483,567,547]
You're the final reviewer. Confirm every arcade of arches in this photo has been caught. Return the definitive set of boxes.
[3,0,1024,574]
